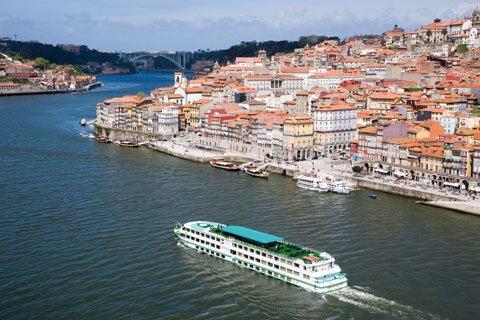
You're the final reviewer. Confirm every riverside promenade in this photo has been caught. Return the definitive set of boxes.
[146,133,480,216]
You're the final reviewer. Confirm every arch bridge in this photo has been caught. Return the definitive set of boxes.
[120,51,191,70]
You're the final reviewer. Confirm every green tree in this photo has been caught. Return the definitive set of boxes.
[426,30,432,42]
[352,165,363,175]
[33,57,50,71]
[136,91,146,98]
[457,44,469,54]
[441,29,448,38]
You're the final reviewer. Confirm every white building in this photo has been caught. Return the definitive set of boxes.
[312,103,358,154]
[153,107,179,135]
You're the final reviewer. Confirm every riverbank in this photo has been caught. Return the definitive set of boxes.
[141,133,480,216]
[0,81,103,96]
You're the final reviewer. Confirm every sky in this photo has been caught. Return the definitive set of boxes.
[1,1,479,52]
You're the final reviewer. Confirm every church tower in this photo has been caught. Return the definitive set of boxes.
[473,6,480,29]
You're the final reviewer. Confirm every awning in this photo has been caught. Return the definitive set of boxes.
[469,186,480,192]
[374,168,389,174]
[393,171,407,177]
[444,182,460,188]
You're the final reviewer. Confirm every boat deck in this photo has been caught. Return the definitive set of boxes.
[210,227,326,262]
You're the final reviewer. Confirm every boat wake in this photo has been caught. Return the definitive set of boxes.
[331,286,443,319]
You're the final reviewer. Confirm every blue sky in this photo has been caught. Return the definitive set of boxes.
[1,1,478,52]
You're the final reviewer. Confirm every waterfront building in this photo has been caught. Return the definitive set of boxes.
[312,103,357,155]
[153,107,179,135]
[282,115,314,160]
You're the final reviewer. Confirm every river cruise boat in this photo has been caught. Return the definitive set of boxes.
[244,166,269,179]
[330,181,352,194]
[210,159,240,171]
[297,175,330,192]
[174,221,348,294]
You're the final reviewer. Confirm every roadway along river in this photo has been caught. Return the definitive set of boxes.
[1,72,479,319]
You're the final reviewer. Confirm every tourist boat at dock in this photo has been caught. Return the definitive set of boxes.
[210,159,240,171]
[330,181,352,194]
[244,166,269,178]
[297,175,330,192]
[79,118,86,126]
[119,140,138,148]
[174,221,348,294]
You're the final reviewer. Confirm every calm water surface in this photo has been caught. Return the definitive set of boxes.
[1,72,479,319]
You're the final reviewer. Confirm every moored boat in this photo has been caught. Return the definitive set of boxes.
[369,193,377,199]
[174,221,348,294]
[79,118,86,126]
[297,175,329,192]
[119,140,138,148]
[244,166,269,178]
[210,159,240,171]
[97,135,111,143]
[88,134,96,139]
[330,181,352,194]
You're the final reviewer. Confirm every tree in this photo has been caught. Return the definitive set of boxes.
[426,30,432,42]
[441,29,448,38]
[136,91,146,98]
[352,165,363,175]
[33,57,49,71]
[457,44,469,54]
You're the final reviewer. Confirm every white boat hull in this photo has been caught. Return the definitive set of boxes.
[174,222,348,294]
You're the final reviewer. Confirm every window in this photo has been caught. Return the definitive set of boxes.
[294,263,299,268]
[230,250,237,255]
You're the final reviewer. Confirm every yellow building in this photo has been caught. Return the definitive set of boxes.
[420,147,443,173]
[283,114,314,160]
[181,104,192,126]
[189,104,200,128]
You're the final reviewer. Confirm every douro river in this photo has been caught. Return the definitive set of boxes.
[1,72,479,319]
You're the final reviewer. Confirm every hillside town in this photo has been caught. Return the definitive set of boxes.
[0,55,100,95]
[94,9,480,190]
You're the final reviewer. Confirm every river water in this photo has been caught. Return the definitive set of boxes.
[1,72,479,319]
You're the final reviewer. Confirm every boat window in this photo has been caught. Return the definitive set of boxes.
[281,259,286,264]
[250,248,254,253]
[294,271,299,276]
[303,275,310,280]
[261,260,266,265]
[255,258,260,262]
[303,266,306,270]
[233,243,237,248]
[230,250,237,255]
[274,264,279,269]
[268,254,273,259]
[210,243,215,247]
[262,252,266,257]
[287,261,292,266]
[294,263,299,268]
[216,245,220,249]
[255,250,260,255]
[287,269,292,274]
[274,257,279,261]
[280,266,286,271]
[268,262,273,267]
[222,255,225,258]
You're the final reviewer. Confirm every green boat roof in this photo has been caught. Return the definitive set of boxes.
[222,226,283,244]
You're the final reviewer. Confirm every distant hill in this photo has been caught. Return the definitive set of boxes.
[188,35,340,68]
[1,40,135,73]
